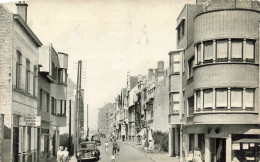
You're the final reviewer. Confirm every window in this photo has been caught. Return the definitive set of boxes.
[26,59,30,93]
[196,90,201,110]
[39,89,43,110]
[231,89,242,108]
[188,96,194,116]
[204,89,213,108]
[177,21,185,41]
[216,89,228,108]
[244,40,254,62]
[231,40,243,61]
[51,97,56,115]
[244,89,254,108]
[204,41,213,62]
[16,51,22,88]
[171,54,180,74]
[188,57,194,78]
[46,94,50,112]
[197,43,201,64]
[216,40,228,61]
[33,66,37,97]
[171,93,180,113]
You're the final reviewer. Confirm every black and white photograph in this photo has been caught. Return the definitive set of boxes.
[0,0,260,161]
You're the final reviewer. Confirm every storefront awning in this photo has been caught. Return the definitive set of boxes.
[233,138,260,143]
[137,129,146,137]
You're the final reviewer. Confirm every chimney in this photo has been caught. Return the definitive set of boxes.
[148,69,154,80]
[16,1,28,23]
[154,69,158,79]
[157,61,164,78]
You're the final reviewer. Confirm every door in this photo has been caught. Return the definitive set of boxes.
[13,127,19,162]
[216,138,226,162]
[52,134,56,156]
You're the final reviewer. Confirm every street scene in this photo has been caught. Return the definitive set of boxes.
[1,0,260,162]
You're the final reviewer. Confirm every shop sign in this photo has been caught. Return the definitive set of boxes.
[19,116,41,126]
[232,143,240,150]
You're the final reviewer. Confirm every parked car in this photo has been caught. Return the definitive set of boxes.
[77,141,100,161]
[91,135,101,146]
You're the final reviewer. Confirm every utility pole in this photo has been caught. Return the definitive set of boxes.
[75,60,82,156]
[87,104,89,137]
[68,100,71,155]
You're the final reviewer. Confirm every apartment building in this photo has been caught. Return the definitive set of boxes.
[169,0,260,161]
[38,44,68,161]
[0,2,42,162]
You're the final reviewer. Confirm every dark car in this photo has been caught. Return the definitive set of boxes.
[91,135,101,146]
[77,141,100,161]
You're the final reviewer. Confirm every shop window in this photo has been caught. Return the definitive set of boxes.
[196,90,201,110]
[231,88,242,108]
[197,43,201,64]
[216,88,228,109]
[216,40,228,61]
[188,57,194,79]
[204,41,213,63]
[244,89,254,109]
[203,89,213,109]
[244,40,254,62]
[231,40,243,61]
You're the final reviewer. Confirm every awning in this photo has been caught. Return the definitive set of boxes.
[137,129,146,137]
[233,138,260,143]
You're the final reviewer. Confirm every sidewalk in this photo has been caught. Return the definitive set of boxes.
[120,140,179,162]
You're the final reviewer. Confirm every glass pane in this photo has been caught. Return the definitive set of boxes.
[196,91,201,109]
[216,89,228,107]
[231,40,242,59]
[172,93,180,102]
[217,40,228,59]
[244,89,254,108]
[204,42,213,61]
[197,44,201,63]
[245,40,254,60]
[173,102,180,111]
[231,89,242,108]
[173,63,180,73]
[172,54,180,62]
[204,89,213,108]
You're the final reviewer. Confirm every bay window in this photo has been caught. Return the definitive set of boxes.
[216,89,228,108]
[204,41,213,62]
[203,89,213,109]
[196,90,201,110]
[244,89,254,109]
[244,40,254,62]
[231,40,243,61]
[171,93,180,113]
[171,53,180,74]
[231,89,243,108]
[197,43,201,64]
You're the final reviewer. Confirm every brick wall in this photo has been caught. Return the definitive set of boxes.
[0,4,13,161]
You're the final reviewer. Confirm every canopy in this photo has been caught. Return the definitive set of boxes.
[137,129,146,137]
[233,138,260,143]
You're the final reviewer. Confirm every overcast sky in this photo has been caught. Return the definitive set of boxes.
[3,0,195,130]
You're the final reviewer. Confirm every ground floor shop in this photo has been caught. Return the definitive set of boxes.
[180,124,260,162]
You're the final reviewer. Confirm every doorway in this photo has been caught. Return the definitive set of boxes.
[13,127,19,162]
[211,138,226,162]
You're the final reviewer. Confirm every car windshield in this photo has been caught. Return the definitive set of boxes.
[81,143,96,149]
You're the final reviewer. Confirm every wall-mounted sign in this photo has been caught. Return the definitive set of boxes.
[19,116,41,126]
[232,143,240,150]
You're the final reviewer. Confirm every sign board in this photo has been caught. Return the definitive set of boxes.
[19,116,41,126]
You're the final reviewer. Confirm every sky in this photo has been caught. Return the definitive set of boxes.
[2,0,195,130]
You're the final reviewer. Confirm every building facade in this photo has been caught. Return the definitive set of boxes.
[169,0,260,161]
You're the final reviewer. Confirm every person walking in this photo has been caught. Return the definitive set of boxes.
[144,139,149,154]
[57,146,63,162]
[105,140,109,155]
[193,147,203,162]
[112,140,118,155]
[62,147,69,162]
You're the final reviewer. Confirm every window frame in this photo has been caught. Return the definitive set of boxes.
[26,59,30,93]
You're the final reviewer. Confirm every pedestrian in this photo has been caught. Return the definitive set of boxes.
[57,146,63,162]
[193,147,203,162]
[187,150,193,162]
[144,139,149,154]
[110,151,116,162]
[105,140,109,155]
[112,140,118,155]
[62,147,69,162]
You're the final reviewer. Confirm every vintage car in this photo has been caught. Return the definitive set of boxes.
[77,141,100,161]
[91,135,101,146]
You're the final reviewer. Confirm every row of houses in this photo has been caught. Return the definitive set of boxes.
[0,2,80,162]
[98,0,260,161]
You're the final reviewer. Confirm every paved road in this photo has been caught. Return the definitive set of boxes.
[96,138,154,162]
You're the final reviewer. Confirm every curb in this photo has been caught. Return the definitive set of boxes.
[121,141,156,162]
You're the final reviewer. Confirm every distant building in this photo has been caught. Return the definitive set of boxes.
[97,103,113,136]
